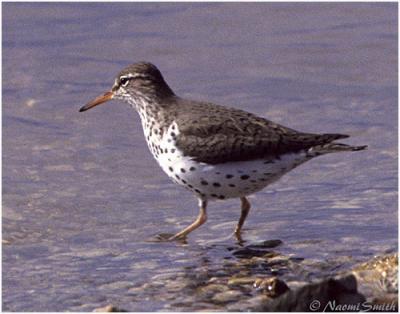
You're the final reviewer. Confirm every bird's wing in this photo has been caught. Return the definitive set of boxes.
[172,102,348,164]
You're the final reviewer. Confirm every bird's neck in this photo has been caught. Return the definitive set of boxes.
[127,95,175,142]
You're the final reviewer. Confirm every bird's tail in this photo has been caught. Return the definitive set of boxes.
[307,142,368,157]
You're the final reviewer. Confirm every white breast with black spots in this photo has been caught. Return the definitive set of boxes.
[143,121,312,201]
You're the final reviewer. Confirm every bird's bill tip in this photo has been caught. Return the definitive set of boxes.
[79,91,114,112]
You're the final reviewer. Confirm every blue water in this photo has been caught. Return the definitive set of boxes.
[3,3,397,311]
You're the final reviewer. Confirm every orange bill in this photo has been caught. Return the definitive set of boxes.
[79,91,114,112]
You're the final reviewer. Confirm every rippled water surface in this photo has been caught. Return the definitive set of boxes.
[3,3,397,311]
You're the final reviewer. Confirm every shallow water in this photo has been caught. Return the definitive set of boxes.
[2,3,397,311]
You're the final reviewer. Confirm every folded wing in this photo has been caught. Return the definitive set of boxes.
[172,102,348,164]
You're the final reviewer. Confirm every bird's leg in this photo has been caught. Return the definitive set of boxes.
[234,197,251,236]
[169,199,208,241]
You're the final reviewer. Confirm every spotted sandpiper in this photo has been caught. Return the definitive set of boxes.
[79,62,367,241]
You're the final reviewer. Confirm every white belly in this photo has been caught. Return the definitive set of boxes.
[144,121,310,200]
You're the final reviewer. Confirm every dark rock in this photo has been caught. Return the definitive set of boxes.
[254,277,290,298]
[232,247,271,259]
[254,275,366,312]
[232,240,283,259]
[246,239,283,249]
[93,305,127,312]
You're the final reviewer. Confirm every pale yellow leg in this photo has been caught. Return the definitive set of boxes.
[234,196,251,235]
[169,199,207,240]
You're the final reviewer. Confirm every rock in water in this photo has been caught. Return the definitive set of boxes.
[254,275,365,312]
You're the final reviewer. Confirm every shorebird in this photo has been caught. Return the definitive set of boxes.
[79,62,366,241]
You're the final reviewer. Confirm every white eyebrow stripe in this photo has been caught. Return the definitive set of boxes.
[120,73,148,80]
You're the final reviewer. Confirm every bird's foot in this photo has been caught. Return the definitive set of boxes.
[233,229,246,245]
[167,233,188,243]
[146,233,187,243]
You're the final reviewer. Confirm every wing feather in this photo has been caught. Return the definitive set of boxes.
[167,100,348,164]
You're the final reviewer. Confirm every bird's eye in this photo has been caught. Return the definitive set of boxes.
[120,77,130,87]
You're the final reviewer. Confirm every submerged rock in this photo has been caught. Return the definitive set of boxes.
[351,253,398,311]
[232,247,272,259]
[197,283,229,298]
[232,239,283,259]
[212,290,244,304]
[228,277,257,286]
[352,253,398,294]
[245,239,283,249]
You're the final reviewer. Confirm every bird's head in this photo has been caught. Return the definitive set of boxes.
[79,62,174,112]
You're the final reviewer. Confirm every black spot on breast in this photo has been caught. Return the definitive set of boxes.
[169,167,173,172]
[171,125,176,130]
[171,149,176,153]
[160,148,163,153]
[218,195,225,200]
[182,179,187,184]
[180,168,186,173]
[229,184,236,187]
[175,174,180,180]
[188,184,193,188]
[241,175,250,180]
[170,132,176,137]
[213,182,221,187]
[201,180,208,185]
[226,174,234,179]
[165,148,168,153]
[190,167,196,171]
[211,194,218,198]
[195,189,201,193]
